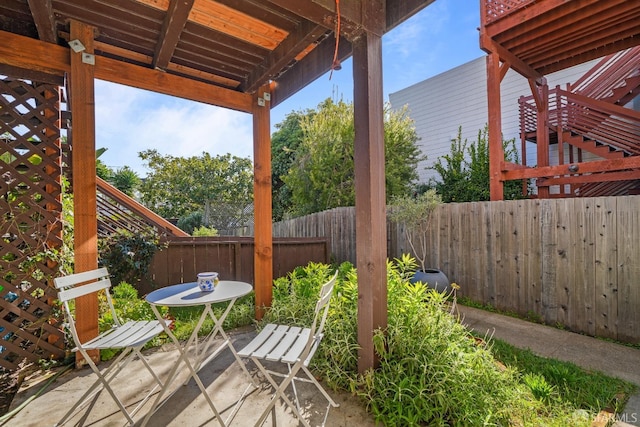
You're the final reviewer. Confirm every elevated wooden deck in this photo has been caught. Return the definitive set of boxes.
[480,0,640,199]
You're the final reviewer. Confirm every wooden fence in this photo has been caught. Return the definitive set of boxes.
[143,237,329,296]
[271,197,640,344]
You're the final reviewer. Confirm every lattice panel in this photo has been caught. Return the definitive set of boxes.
[0,77,65,371]
[485,0,531,24]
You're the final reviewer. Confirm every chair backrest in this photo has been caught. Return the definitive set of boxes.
[54,267,116,346]
[301,270,338,363]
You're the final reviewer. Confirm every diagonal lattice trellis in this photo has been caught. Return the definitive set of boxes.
[484,0,530,24]
[0,76,65,371]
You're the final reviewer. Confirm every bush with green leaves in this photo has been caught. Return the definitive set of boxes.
[388,189,442,272]
[263,259,616,426]
[192,225,218,237]
[177,211,203,235]
[98,228,166,287]
[430,125,529,202]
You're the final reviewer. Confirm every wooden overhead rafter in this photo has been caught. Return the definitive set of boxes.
[242,20,328,93]
[27,0,57,43]
[152,0,195,70]
[270,31,352,107]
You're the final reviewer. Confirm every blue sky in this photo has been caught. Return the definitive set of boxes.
[96,0,483,176]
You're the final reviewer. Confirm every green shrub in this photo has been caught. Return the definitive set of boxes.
[263,259,604,426]
[177,211,203,235]
[98,228,166,287]
[192,225,218,237]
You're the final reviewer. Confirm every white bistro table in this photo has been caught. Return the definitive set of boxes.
[142,280,256,426]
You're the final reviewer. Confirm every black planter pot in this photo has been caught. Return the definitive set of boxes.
[410,268,450,293]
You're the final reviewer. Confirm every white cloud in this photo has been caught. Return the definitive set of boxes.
[94,80,252,176]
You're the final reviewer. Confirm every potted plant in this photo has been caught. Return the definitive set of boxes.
[389,189,450,292]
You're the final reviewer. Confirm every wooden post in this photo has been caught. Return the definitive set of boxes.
[487,52,504,201]
[252,85,273,319]
[536,82,550,198]
[69,20,99,365]
[353,27,387,373]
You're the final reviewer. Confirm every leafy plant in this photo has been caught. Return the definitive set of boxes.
[523,373,557,405]
[109,166,140,197]
[192,225,218,237]
[98,228,166,287]
[138,150,253,230]
[282,99,424,217]
[263,259,631,426]
[388,189,442,272]
[177,211,203,235]
[430,125,529,202]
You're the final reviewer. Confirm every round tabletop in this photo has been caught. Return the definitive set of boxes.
[145,280,253,307]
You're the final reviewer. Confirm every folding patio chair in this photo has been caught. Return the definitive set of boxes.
[238,271,340,427]
[54,267,169,426]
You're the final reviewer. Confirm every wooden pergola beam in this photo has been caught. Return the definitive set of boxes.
[0,30,253,113]
[270,32,352,107]
[242,20,328,93]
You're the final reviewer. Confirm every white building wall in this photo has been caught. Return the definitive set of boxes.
[390,56,599,184]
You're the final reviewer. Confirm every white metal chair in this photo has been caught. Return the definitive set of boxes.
[54,267,169,426]
[238,271,340,427]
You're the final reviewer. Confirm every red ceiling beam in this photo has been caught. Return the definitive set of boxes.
[485,0,602,38]
[480,33,543,81]
[501,0,629,54]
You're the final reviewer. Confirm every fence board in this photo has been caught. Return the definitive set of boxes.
[555,198,572,327]
[540,199,559,324]
[617,196,640,342]
[572,198,595,335]
[594,197,618,339]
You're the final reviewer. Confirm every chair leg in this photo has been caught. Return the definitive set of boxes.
[287,363,303,415]
[252,359,311,427]
[56,348,137,426]
[301,366,339,408]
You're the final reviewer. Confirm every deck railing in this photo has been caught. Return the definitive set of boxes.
[482,0,533,25]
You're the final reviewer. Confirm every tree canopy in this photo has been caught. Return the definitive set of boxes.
[279,99,423,217]
[138,150,253,231]
[270,109,312,221]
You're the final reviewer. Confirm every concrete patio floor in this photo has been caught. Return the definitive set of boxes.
[5,307,640,426]
[5,327,376,427]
